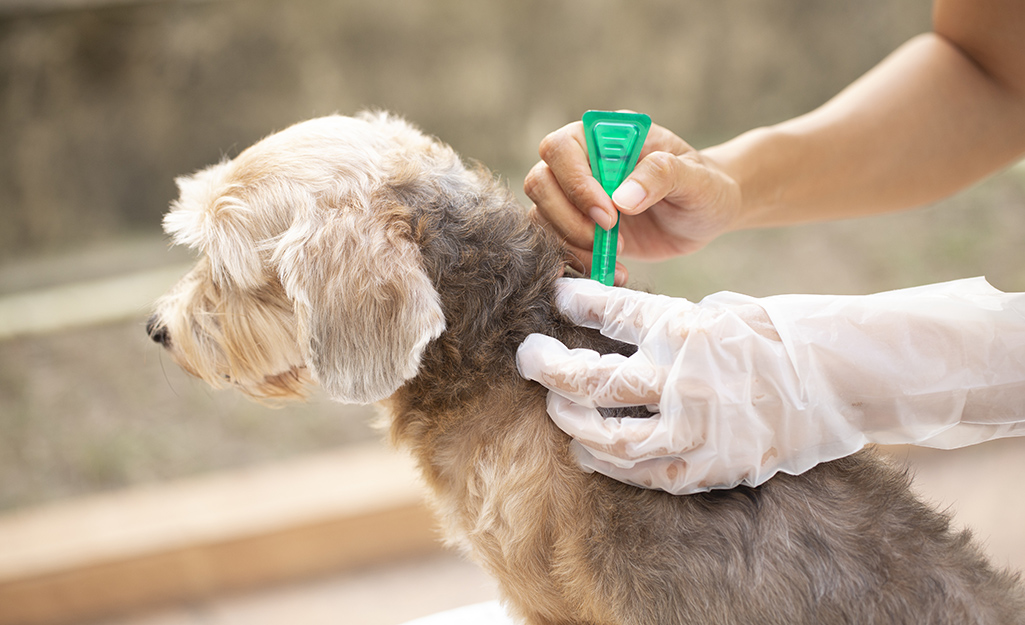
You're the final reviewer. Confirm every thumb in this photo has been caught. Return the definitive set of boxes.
[611,151,689,215]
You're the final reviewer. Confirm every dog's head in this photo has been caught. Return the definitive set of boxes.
[148,113,452,404]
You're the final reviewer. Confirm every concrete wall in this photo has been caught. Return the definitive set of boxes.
[1,0,931,260]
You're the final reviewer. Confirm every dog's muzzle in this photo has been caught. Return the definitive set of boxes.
[146,315,170,348]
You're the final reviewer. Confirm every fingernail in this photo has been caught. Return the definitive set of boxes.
[588,206,615,230]
[614,267,627,285]
[612,180,646,211]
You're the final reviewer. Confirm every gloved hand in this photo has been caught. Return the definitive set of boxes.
[516,277,1025,494]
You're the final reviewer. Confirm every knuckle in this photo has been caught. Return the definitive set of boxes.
[644,151,680,182]
[538,132,560,161]
[564,177,597,204]
[538,121,582,161]
[523,162,548,200]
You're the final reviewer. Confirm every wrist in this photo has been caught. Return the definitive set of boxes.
[700,126,789,233]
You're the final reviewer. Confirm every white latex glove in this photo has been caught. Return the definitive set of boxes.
[516,277,1025,494]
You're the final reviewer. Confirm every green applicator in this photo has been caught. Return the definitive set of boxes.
[583,110,651,285]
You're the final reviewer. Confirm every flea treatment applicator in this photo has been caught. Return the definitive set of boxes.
[582,110,651,285]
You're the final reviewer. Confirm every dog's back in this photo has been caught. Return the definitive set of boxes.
[384,126,1025,624]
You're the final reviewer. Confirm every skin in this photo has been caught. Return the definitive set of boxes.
[524,0,1025,285]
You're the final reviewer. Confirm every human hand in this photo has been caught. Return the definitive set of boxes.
[516,278,842,493]
[518,277,1025,494]
[523,119,742,285]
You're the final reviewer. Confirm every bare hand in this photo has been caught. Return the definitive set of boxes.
[523,119,742,284]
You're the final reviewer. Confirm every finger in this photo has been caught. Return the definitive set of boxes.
[613,151,739,251]
[516,333,663,407]
[525,163,599,252]
[536,124,618,230]
[609,123,698,216]
[554,278,694,345]
[547,393,662,451]
[543,226,625,284]
[588,444,778,494]
[563,240,591,277]
[563,244,627,285]
[571,444,714,494]
[613,261,629,287]
[611,151,689,215]
[548,390,707,460]
[526,207,595,278]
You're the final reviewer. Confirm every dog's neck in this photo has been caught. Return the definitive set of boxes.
[396,171,566,409]
[383,166,639,491]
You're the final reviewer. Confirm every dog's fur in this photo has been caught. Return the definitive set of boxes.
[149,113,1025,624]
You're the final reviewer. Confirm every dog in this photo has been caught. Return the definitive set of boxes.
[148,112,1025,624]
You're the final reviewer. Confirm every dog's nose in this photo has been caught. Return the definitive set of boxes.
[147,315,171,347]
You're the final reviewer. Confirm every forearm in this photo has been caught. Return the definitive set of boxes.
[756,278,1025,445]
[705,32,1025,231]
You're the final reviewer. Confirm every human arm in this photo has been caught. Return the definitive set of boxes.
[713,0,1025,230]
[517,278,1025,493]
[523,0,1025,283]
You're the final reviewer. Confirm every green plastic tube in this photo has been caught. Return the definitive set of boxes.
[583,111,651,285]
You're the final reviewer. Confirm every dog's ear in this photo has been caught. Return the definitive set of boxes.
[163,162,264,289]
[274,203,446,404]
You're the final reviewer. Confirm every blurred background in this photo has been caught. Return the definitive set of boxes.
[2,0,1024,624]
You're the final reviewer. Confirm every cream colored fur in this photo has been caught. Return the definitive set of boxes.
[156,114,445,403]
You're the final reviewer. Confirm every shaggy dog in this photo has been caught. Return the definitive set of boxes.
[148,113,1025,624]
